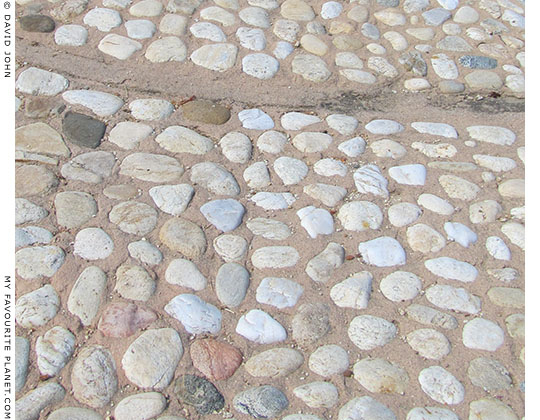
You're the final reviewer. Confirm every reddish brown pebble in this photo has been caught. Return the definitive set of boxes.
[190,338,243,381]
[97,302,157,338]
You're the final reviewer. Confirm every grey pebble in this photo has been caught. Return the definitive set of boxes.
[233,385,289,419]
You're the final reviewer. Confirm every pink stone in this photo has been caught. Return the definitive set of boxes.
[97,302,156,338]
[190,338,243,381]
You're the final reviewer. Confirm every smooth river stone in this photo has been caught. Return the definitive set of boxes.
[98,302,156,337]
[424,257,478,282]
[190,43,238,71]
[348,315,397,350]
[200,199,245,232]
[36,326,76,377]
[353,358,409,394]
[165,294,222,334]
[16,285,60,329]
[16,67,69,96]
[245,348,303,377]
[71,346,118,408]
[236,309,287,344]
[306,242,344,283]
[122,328,183,389]
[68,266,107,326]
[256,277,303,309]
[120,152,184,182]
[159,218,207,258]
[182,100,231,124]
[190,338,243,381]
[15,245,65,280]
[16,122,70,157]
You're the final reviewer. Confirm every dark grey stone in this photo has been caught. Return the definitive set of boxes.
[19,15,55,32]
[233,385,289,419]
[62,112,106,149]
[459,55,498,69]
[174,375,224,415]
[422,8,451,26]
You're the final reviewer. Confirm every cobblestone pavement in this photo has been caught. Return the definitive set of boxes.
[14,0,525,419]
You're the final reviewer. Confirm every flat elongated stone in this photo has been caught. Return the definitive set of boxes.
[20,14,55,32]
[468,357,512,391]
[62,90,123,117]
[405,304,458,329]
[424,257,478,282]
[15,337,29,392]
[252,246,299,268]
[439,174,480,200]
[120,153,184,182]
[48,407,102,420]
[145,36,187,63]
[122,328,183,389]
[407,407,458,420]
[246,218,291,240]
[292,132,332,152]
